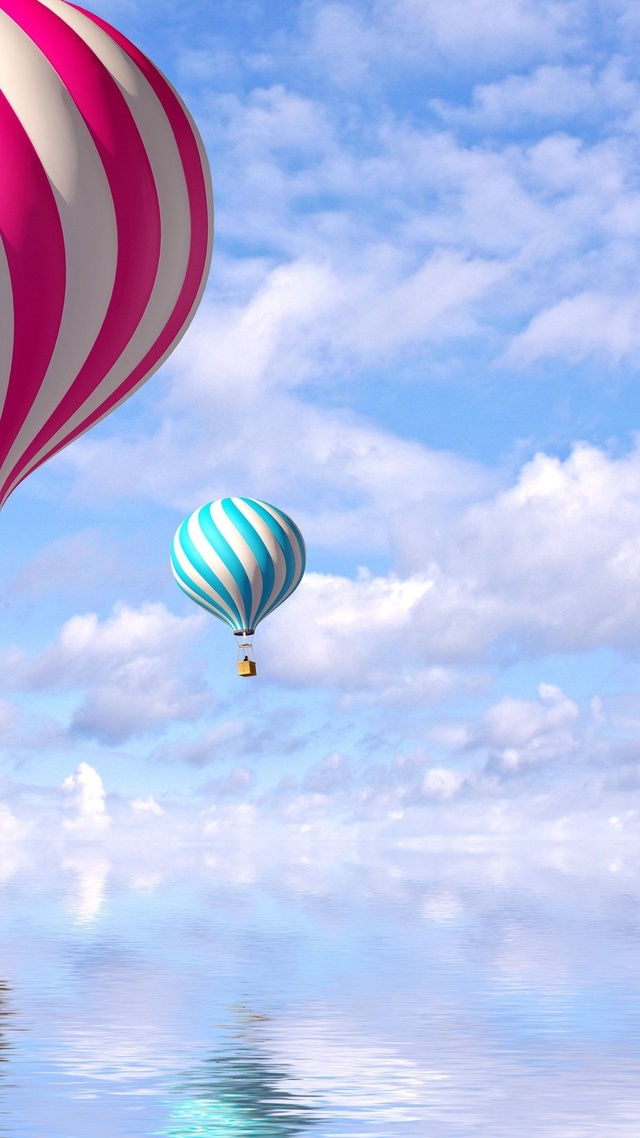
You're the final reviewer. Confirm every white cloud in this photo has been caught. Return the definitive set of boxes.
[475,684,580,771]
[261,570,434,686]
[62,763,111,836]
[25,602,207,743]
[342,666,485,709]
[504,291,640,365]
[254,440,640,690]
[432,61,638,129]
[423,767,466,798]
[154,720,246,767]
[63,383,489,559]
[24,432,640,730]
[382,0,580,64]
[307,0,580,81]
[130,796,164,816]
[0,801,22,840]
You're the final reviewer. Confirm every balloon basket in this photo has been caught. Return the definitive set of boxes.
[236,636,257,677]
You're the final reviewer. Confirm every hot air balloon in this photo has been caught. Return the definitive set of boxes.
[171,498,306,677]
[0,0,212,509]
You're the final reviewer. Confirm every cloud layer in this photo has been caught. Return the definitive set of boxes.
[1,0,639,836]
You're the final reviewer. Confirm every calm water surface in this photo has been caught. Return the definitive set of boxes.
[0,843,639,1135]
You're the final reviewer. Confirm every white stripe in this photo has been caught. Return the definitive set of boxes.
[0,9,117,477]
[210,500,263,628]
[171,560,231,624]
[185,512,246,624]
[259,501,305,593]
[235,499,287,619]
[0,237,13,417]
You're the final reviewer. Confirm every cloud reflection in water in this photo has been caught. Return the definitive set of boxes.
[0,846,638,1135]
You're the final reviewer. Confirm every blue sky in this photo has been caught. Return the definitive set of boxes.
[2,0,640,846]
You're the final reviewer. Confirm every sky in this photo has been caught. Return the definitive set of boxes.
[2,0,640,849]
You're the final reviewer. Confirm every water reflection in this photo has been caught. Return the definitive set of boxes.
[0,980,14,1136]
[0,981,10,1063]
[164,1007,321,1137]
[0,848,639,1135]
[63,855,110,924]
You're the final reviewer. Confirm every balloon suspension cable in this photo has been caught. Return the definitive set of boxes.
[236,631,257,677]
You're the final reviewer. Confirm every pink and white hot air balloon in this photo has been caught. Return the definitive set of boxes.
[0,0,213,508]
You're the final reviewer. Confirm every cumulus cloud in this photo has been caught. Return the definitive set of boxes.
[261,570,435,686]
[472,683,581,772]
[254,440,640,692]
[24,602,208,743]
[15,437,640,764]
[1,695,637,848]
[422,767,467,798]
[130,796,165,816]
[62,763,111,836]
[432,61,638,129]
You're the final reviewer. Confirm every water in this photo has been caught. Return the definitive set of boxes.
[0,842,639,1135]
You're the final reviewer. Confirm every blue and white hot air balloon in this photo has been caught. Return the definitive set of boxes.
[171,497,306,676]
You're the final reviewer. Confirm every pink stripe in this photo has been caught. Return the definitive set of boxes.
[69,8,212,417]
[1,5,212,501]
[0,89,65,453]
[0,0,161,496]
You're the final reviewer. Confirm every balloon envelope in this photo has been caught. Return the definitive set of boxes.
[172,498,306,634]
[0,0,213,507]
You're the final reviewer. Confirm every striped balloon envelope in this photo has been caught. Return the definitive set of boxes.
[0,0,213,509]
[171,498,306,642]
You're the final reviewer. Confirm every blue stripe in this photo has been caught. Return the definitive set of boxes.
[175,517,244,629]
[244,499,298,621]
[197,502,253,629]
[264,502,306,576]
[223,499,275,627]
[257,501,306,615]
[170,546,239,629]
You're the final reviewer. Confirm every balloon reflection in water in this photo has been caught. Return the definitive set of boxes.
[163,1008,320,1136]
